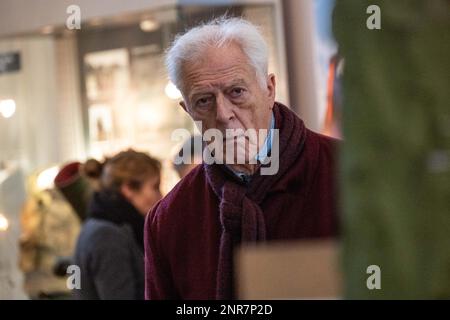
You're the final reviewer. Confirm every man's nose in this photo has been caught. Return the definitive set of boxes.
[215,94,234,124]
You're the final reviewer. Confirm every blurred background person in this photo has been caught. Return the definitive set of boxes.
[51,159,107,283]
[81,158,105,192]
[73,150,161,300]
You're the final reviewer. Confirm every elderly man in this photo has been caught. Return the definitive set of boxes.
[144,18,338,300]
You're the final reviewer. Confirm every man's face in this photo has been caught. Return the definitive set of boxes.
[180,42,276,171]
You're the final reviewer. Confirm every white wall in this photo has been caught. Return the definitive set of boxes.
[0,0,176,38]
[0,34,88,174]
[0,36,60,172]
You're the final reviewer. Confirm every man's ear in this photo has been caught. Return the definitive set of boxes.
[267,74,276,108]
[267,74,276,98]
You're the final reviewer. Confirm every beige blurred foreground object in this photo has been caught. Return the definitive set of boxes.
[19,167,81,299]
[236,240,341,299]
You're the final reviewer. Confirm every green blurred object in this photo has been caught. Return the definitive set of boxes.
[54,162,93,222]
[333,0,450,298]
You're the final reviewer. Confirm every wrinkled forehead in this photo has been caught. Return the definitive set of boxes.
[180,43,255,94]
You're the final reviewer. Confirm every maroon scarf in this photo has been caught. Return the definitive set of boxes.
[205,102,307,299]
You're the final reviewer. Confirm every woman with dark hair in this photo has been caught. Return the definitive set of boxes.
[74,150,161,300]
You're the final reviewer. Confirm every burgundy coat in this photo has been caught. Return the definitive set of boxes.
[144,103,338,299]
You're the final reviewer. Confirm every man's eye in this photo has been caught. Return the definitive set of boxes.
[196,97,212,108]
[230,88,245,98]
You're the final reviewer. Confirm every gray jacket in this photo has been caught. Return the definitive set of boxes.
[73,218,145,299]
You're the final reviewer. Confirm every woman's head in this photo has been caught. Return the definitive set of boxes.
[101,150,162,215]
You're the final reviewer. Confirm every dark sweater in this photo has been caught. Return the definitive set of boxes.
[144,102,339,299]
[73,191,145,300]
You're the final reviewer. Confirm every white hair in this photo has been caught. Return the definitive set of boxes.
[165,17,269,93]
